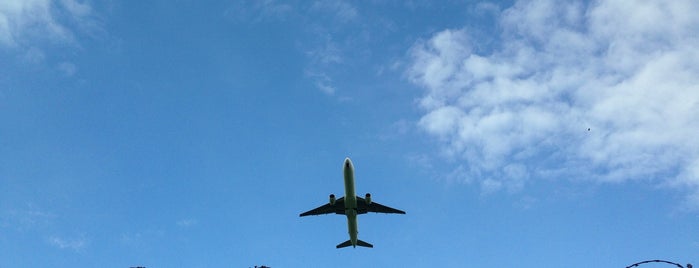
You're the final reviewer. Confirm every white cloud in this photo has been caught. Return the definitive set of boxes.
[0,0,96,52]
[407,0,699,205]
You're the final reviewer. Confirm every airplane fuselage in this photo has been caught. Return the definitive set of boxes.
[299,157,405,248]
[343,158,359,247]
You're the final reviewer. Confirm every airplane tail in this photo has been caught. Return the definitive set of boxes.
[357,240,373,248]
[336,239,373,248]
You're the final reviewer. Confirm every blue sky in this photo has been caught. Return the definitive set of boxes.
[1,0,698,267]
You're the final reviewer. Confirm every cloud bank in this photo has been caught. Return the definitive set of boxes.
[407,0,699,204]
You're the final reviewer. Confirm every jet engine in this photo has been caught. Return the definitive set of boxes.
[329,194,336,205]
[365,193,372,204]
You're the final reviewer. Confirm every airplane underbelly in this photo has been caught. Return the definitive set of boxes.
[346,209,358,242]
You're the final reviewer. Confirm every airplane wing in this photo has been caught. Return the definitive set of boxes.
[356,196,406,215]
[299,197,346,217]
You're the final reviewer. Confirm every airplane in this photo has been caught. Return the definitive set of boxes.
[299,157,406,248]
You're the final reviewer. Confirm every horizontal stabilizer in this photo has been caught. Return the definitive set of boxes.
[356,239,373,248]
[336,240,352,248]
[336,239,373,248]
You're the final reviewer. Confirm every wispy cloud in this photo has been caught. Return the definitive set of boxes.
[57,61,76,76]
[48,235,88,251]
[59,0,91,17]
[0,0,95,48]
[1,0,66,47]
[176,218,198,228]
[305,68,337,95]
[1,205,56,231]
[0,0,99,69]
[302,1,359,95]
[224,0,295,23]
[119,229,165,248]
[304,37,343,95]
[407,0,699,205]
[227,1,361,96]
[310,0,357,23]
[305,38,343,65]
